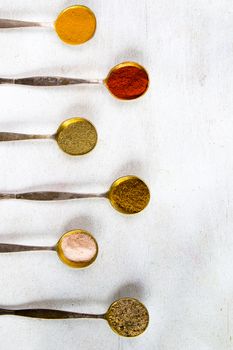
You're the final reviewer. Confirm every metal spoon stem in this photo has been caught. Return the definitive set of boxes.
[0,243,55,253]
[0,132,54,142]
[0,191,108,201]
[0,308,106,319]
[0,77,103,86]
[0,19,52,28]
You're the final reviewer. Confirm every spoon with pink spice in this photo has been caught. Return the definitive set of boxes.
[0,229,98,268]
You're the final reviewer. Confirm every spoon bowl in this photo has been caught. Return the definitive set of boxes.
[106,297,149,337]
[54,5,96,45]
[108,175,150,214]
[56,229,98,268]
[105,62,149,100]
[55,117,97,155]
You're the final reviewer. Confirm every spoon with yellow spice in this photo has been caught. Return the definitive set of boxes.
[0,298,149,337]
[0,5,96,45]
[0,117,97,156]
[0,176,150,214]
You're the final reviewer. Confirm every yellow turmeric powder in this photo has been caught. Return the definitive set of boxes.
[55,5,96,45]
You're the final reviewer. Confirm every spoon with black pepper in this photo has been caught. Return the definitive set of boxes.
[0,298,149,337]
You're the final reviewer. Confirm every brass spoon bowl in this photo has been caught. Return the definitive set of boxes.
[106,298,149,337]
[0,229,98,269]
[0,117,98,156]
[0,298,149,337]
[55,5,96,45]
[0,175,150,214]
[0,5,96,45]
[108,175,150,214]
[105,62,149,100]
[55,117,97,155]
[56,229,98,268]
[0,62,149,100]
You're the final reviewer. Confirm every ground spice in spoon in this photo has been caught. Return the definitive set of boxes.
[61,232,97,263]
[55,5,96,45]
[107,298,149,337]
[106,65,149,100]
[109,177,150,214]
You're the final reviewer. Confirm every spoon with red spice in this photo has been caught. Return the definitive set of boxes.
[0,62,149,100]
[0,229,98,268]
[105,62,149,100]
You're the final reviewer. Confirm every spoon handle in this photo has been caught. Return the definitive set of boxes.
[0,77,102,86]
[0,191,107,201]
[0,132,52,141]
[0,19,48,28]
[0,308,105,319]
[0,243,53,253]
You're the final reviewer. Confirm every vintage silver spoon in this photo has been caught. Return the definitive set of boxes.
[0,117,97,156]
[0,5,96,45]
[0,298,149,337]
[0,229,98,268]
[0,175,150,215]
[0,62,149,100]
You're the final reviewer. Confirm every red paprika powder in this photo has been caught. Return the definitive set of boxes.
[106,63,149,100]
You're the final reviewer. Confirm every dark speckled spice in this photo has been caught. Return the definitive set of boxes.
[107,298,149,337]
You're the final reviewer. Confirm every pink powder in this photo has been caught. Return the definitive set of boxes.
[61,233,97,263]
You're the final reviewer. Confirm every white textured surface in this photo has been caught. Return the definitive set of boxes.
[0,0,232,349]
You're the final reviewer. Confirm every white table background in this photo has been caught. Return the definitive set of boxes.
[0,0,232,349]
